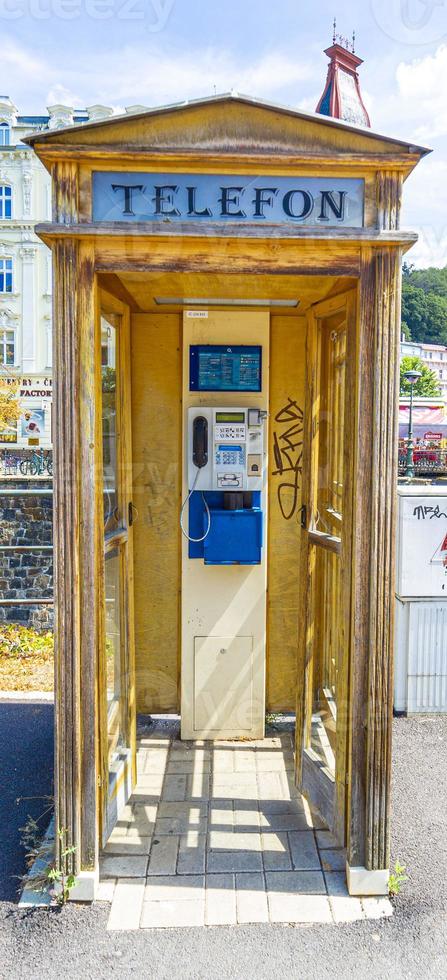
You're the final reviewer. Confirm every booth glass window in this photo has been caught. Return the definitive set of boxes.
[105,547,125,753]
[100,306,133,841]
[101,315,120,534]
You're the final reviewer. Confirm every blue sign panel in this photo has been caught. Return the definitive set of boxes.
[92,172,364,227]
[190,345,262,392]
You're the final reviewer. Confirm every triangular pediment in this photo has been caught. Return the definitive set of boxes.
[26,93,429,165]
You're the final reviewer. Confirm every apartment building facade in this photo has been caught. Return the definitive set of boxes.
[400,337,447,400]
[0,97,115,452]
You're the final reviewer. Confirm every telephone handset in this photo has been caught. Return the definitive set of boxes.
[180,415,211,542]
[193,416,208,470]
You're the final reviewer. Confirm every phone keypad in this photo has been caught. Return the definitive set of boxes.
[215,448,245,466]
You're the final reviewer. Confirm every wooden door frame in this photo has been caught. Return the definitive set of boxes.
[97,291,137,845]
[295,289,357,845]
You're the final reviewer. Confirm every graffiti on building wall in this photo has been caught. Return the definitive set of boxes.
[271,398,304,521]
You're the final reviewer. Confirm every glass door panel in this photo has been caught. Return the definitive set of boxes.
[299,294,354,843]
[311,316,346,773]
[100,309,134,842]
[105,547,126,758]
[101,315,121,536]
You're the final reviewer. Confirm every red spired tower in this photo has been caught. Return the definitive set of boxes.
[316,21,371,128]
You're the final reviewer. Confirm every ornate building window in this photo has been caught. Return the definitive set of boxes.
[0,124,10,146]
[0,328,15,365]
[0,256,13,292]
[0,185,12,218]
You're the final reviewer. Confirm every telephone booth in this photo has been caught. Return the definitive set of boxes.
[26,95,428,901]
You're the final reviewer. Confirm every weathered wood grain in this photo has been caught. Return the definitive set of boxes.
[52,237,80,875]
[347,247,401,872]
[51,161,79,224]
[35,220,418,248]
[52,239,100,873]
[376,171,403,231]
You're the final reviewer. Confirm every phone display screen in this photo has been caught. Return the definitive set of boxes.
[189,345,262,391]
[215,412,245,423]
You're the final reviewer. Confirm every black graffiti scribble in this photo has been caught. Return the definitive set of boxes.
[413,505,447,520]
[272,398,304,520]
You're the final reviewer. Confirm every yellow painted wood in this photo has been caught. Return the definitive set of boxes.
[267,314,306,711]
[116,271,342,313]
[130,312,182,713]
[27,97,427,186]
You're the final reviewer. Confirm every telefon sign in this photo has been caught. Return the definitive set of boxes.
[92,172,365,227]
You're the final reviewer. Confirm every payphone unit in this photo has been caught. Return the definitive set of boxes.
[181,406,265,563]
[188,406,264,492]
[181,343,266,565]
[181,331,268,739]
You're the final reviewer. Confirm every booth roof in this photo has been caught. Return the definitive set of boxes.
[23,90,432,157]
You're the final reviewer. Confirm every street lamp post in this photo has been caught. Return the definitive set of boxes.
[404,369,422,479]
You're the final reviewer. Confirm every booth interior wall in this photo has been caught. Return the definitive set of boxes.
[131,312,182,713]
[267,314,306,711]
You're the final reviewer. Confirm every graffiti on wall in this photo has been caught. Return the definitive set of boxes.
[271,398,304,521]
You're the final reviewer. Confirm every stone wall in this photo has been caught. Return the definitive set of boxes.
[0,481,53,628]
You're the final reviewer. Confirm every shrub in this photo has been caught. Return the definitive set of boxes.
[0,624,53,661]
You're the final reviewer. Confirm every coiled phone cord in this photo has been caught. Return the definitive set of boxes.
[180,466,212,542]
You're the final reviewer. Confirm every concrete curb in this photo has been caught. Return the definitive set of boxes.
[0,690,54,702]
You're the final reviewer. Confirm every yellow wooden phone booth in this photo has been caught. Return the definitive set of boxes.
[26,94,428,900]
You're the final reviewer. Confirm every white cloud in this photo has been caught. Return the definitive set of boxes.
[402,158,447,268]
[372,44,447,142]
[2,37,44,78]
[3,35,316,112]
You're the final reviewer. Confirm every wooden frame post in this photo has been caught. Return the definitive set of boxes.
[346,246,402,895]
[53,236,101,896]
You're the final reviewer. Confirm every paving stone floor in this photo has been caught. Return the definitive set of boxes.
[99,722,392,930]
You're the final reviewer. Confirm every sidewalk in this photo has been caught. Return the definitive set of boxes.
[1,715,446,980]
[100,725,390,929]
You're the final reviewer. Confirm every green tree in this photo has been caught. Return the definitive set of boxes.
[0,374,21,435]
[401,264,447,345]
[400,355,441,397]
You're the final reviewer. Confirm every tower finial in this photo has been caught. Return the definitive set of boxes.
[316,30,371,127]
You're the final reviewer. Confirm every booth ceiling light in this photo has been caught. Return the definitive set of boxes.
[154,297,300,308]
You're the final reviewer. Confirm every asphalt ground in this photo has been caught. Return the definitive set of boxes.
[1,712,446,980]
[0,700,54,902]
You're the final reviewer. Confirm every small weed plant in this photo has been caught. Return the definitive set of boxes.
[20,806,77,905]
[47,828,77,904]
[265,711,281,728]
[389,860,408,896]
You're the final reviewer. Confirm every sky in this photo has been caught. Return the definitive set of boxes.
[2,0,447,267]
